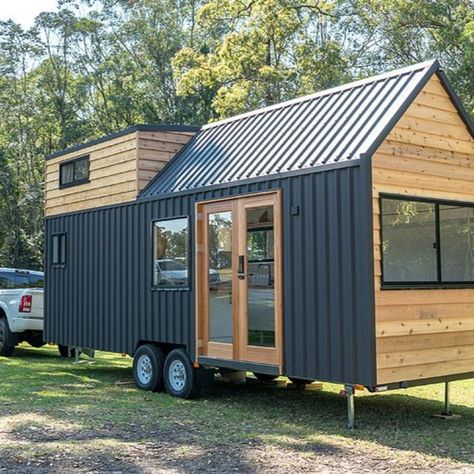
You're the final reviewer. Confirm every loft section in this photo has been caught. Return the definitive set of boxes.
[44,125,199,217]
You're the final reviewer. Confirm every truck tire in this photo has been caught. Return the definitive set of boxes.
[164,349,200,399]
[26,333,45,348]
[0,318,15,357]
[133,344,165,392]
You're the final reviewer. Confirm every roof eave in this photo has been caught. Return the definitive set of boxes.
[436,69,474,138]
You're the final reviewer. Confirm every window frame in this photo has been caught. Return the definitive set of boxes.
[151,216,191,291]
[380,193,474,290]
[59,155,90,189]
[51,232,67,268]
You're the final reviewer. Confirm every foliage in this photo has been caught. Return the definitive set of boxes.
[0,0,472,267]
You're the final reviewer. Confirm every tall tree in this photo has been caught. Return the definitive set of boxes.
[173,0,351,119]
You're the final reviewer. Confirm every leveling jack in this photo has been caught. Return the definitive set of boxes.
[433,382,461,420]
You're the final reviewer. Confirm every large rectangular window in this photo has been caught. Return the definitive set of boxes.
[60,155,89,188]
[153,218,189,288]
[381,196,474,287]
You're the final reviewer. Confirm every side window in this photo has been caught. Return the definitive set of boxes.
[153,218,189,288]
[29,274,44,288]
[15,274,30,289]
[381,196,474,286]
[0,272,16,289]
[60,155,89,188]
[52,233,67,266]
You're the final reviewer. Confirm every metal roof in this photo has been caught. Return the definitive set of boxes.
[140,60,471,197]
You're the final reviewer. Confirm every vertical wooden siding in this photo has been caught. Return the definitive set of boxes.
[372,75,474,384]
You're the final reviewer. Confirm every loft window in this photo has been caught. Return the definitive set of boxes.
[152,217,189,288]
[59,155,89,188]
[52,233,67,266]
[380,196,474,287]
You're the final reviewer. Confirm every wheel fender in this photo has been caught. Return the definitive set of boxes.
[0,302,19,337]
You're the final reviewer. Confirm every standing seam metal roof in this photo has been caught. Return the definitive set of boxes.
[140,60,472,197]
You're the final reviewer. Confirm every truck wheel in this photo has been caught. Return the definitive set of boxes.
[254,373,278,382]
[58,344,79,358]
[0,318,15,357]
[27,334,45,348]
[133,344,165,392]
[164,349,200,399]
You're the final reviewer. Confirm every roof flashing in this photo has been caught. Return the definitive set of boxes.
[46,124,201,160]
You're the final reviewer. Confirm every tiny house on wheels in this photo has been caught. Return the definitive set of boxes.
[44,60,474,427]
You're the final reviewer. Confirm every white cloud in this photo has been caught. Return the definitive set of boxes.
[0,0,59,28]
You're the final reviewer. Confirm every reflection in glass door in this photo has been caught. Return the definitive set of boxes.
[246,206,275,347]
[208,211,233,344]
[198,192,281,367]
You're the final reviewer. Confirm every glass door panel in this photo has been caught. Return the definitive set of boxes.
[246,206,275,347]
[208,211,233,344]
[198,192,281,367]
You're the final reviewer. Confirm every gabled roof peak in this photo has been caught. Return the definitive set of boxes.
[141,59,473,198]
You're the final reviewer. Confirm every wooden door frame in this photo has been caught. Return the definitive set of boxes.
[195,190,283,370]
[238,193,283,366]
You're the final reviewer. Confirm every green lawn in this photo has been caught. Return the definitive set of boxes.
[0,344,473,473]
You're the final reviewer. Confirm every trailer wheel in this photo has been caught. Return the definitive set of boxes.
[0,318,15,357]
[254,373,278,382]
[133,344,165,392]
[289,377,314,385]
[58,345,80,358]
[164,349,200,399]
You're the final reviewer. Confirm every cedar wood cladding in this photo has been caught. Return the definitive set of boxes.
[45,165,376,386]
[373,75,474,384]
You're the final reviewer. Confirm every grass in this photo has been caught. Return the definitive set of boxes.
[0,344,473,472]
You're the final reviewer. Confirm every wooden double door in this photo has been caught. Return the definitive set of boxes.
[196,192,282,367]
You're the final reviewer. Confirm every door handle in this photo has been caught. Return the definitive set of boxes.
[237,255,245,280]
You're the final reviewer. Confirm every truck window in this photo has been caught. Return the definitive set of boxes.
[29,274,44,288]
[0,272,16,289]
[15,274,30,289]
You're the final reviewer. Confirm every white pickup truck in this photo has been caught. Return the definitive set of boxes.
[0,268,45,357]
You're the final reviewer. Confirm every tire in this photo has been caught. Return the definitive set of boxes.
[254,372,278,382]
[289,377,314,385]
[58,344,79,358]
[0,318,15,357]
[164,348,200,399]
[26,333,45,348]
[133,344,165,392]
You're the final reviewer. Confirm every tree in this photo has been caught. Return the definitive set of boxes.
[173,0,351,119]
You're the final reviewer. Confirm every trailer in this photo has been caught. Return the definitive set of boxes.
[44,60,474,426]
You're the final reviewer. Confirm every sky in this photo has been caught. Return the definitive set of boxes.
[0,0,59,27]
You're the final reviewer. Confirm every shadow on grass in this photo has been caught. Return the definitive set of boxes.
[2,346,473,469]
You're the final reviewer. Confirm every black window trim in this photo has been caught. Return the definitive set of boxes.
[51,232,67,268]
[380,193,474,290]
[59,155,90,189]
[150,216,191,291]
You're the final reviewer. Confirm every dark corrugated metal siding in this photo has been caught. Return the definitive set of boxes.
[45,162,376,386]
[141,61,436,197]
